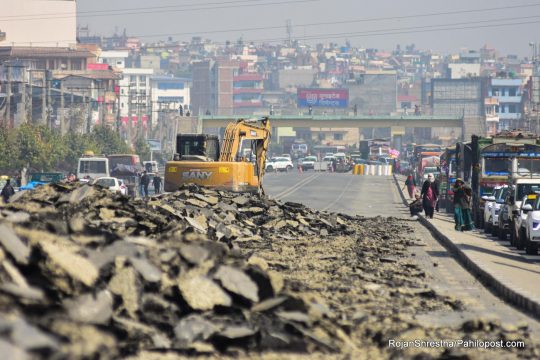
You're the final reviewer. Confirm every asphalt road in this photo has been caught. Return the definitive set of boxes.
[263,171,540,331]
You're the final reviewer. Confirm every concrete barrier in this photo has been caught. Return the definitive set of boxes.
[353,164,392,176]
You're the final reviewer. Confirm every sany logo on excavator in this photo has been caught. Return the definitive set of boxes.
[182,170,213,180]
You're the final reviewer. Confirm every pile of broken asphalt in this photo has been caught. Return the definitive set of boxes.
[0,183,538,359]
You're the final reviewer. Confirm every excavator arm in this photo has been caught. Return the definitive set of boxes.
[220,117,271,194]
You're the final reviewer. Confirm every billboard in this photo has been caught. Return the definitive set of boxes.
[297,88,349,108]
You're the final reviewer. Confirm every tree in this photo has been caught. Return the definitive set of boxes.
[134,136,151,161]
[90,125,130,155]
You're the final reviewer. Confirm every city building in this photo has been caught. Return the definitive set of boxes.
[233,72,263,112]
[489,78,524,130]
[118,68,154,129]
[99,51,129,70]
[191,60,238,116]
[150,76,191,126]
[431,78,488,141]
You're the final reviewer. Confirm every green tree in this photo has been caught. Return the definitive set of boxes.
[15,124,66,172]
[134,136,151,161]
[90,125,130,155]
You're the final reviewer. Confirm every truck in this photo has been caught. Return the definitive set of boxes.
[439,146,457,213]
[108,154,144,198]
[471,131,540,228]
[412,144,442,184]
[77,152,109,181]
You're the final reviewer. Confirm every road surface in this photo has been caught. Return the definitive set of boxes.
[263,171,540,331]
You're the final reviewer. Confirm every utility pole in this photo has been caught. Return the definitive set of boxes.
[47,71,52,129]
[28,70,33,123]
[127,86,133,146]
[60,80,65,134]
[6,64,11,127]
[137,92,142,139]
[41,71,47,125]
[20,66,26,125]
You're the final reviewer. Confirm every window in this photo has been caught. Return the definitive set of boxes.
[509,88,517,96]
[334,133,344,140]
[318,133,326,140]
[158,82,185,90]
[140,75,146,83]
[508,104,517,113]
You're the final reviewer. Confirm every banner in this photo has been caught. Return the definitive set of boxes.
[297,88,349,108]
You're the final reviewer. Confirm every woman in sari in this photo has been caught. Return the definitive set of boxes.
[453,179,475,231]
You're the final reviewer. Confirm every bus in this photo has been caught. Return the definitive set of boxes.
[77,156,109,180]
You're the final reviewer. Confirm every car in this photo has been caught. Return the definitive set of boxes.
[265,157,294,172]
[322,156,335,162]
[515,194,538,250]
[504,180,540,247]
[93,177,127,195]
[300,156,317,170]
[281,154,292,160]
[523,193,540,254]
[485,185,509,236]
[482,185,505,235]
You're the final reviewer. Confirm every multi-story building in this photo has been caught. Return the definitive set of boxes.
[489,78,524,130]
[99,51,129,70]
[150,76,191,126]
[233,73,263,112]
[119,68,153,129]
[191,60,238,116]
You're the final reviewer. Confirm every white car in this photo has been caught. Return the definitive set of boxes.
[524,195,540,254]
[266,157,294,172]
[514,194,537,250]
[300,156,317,170]
[488,186,509,236]
[93,177,128,195]
[281,154,292,160]
[483,185,505,235]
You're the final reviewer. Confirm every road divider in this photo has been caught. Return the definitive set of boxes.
[353,164,393,176]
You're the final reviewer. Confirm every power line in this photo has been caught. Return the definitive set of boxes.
[0,0,321,22]
[17,2,540,45]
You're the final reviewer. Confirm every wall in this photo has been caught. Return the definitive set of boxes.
[431,78,486,140]
[0,0,76,47]
[346,73,397,115]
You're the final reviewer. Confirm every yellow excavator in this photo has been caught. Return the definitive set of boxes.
[164,117,271,195]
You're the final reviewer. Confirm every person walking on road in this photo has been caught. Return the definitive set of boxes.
[421,173,439,219]
[405,174,416,199]
[1,179,15,203]
[153,174,162,194]
[453,179,475,231]
[140,171,150,198]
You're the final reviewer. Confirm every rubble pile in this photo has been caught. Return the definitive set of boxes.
[0,183,355,359]
[0,183,538,359]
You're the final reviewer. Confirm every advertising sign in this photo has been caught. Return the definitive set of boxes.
[297,88,349,108]
[147,139,162,152]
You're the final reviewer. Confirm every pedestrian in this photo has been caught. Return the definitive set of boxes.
[141,171,150,198]
[1,179,15,203]
[297,161,303,174]
[405,174,416,199]
[331,158,337,173]
[421,173,439,219]
[153,174,162,194]
[453,179,475,231]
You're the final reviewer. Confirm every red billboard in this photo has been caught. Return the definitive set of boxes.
[297,88,349,108]
[87,63,110,71]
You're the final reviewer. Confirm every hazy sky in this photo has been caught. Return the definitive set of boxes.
[77,0,540,56]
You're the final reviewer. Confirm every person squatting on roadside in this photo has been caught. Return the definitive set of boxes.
[453,178,475,231]
[405,174,416,199]
[409,193,423,217]
[1,179,15,203]
[421,173,439,219]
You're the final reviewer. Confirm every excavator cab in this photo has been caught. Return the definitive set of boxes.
[164,118,271,195]
[173,134,220,162]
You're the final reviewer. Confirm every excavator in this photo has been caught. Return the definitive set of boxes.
[164,117,271,195]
